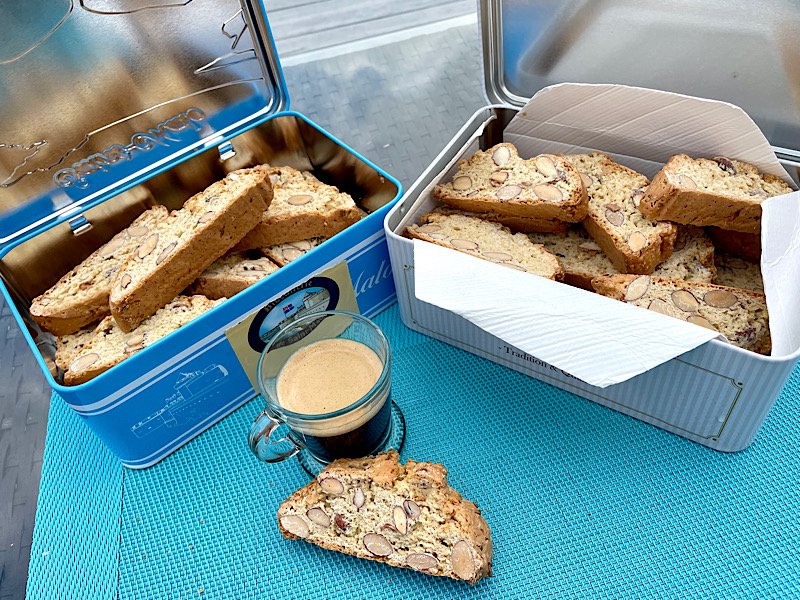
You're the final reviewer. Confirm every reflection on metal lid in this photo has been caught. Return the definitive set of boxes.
[0,0,286,246]
[482,0,800,154]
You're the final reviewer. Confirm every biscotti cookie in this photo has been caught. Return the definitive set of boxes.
[639,155,792,234]
[109,167,272,332]
[277,450,493,584]
[433,143,587,222]
[526,228,618,290]
[428,205,569,234]
[30,205,168,336]
[652,225,716,283]
[591,275,770,354]
[234,165,364,250]
[525,225,714,290]
[55,326,96,372]
[187,253,279,300]
[406,212,564,279]
[706,226,761,262]
[64,295,223,385]
[561,152,677,274]
[715,254,764,293]
[262,165,321,187]
[259,238,326,267]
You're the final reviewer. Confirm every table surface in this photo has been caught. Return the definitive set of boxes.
[23,303,800,599]
[6,5,800,600]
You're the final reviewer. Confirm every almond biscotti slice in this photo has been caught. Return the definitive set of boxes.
[433,143,587,223]
[715,254,764,293]
[187,253,279,300]
[428,205,569,234]
[639,155,793,234]
[277,450,493,584]
[652,225,716,283]
[234,165,364,250]
[591,275,770,354]
[526,225,714,291]
[30,205,168,336]
[406,212,564,279]
[561,152,677,274]
[259,237,327,266]
[64,295,223,385]
[526,228,619,290]
[109,167,272,332]
[55,326,97,372]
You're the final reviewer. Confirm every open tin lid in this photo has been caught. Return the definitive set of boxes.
[480,0,800,164]
[0,0,285,246]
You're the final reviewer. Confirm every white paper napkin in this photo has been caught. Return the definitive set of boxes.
[761,191,800,356]
[413,240,723,388]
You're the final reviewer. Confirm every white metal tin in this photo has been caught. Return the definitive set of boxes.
[385,103,800,451]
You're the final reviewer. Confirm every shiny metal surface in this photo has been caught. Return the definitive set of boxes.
[483,0,800,153]
[0,0,285,245]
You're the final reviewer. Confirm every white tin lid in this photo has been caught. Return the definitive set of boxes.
[480,0,800,160]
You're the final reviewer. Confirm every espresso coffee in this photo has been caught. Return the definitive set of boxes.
[277,338,382,414]
[276,337,391,462]
[298,399,392,462]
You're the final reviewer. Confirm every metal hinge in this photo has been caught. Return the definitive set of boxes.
[68,215,92,235]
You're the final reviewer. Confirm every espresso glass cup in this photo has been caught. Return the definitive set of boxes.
[248,310,404,474]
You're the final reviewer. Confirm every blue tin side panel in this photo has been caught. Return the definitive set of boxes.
[71,336,255,469]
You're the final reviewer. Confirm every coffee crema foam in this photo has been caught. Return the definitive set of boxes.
[276,338,386,436]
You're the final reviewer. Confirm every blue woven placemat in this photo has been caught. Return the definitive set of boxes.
[27,303,800,599]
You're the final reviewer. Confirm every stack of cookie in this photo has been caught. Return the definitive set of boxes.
[406,144,791,355]
[31,165,367,385]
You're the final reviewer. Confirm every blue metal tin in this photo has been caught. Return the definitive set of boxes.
[0,2,401,467]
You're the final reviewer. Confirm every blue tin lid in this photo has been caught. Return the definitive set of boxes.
[0,0,287,247]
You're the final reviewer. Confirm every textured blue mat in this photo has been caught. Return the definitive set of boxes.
[27,303,800,599]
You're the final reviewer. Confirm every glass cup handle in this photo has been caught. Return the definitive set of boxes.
[248,410,302,463]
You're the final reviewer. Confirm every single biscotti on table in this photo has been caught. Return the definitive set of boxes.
[187,252,279,300]
[591,275,770,354]
[715,254,764,293]
[433,143,587,224]
[560,152,677,274]
[406,211,564,279]
[639,155,793,234]
[63,295,222,385]
[109,167,272,332]
[277,450,493,584]
[259,237,326,266]
[30,205,168,336]
[427,205,569,234]
[234,165,364,250]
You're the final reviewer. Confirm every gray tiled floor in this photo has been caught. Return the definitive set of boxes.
[0,3,482,597]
